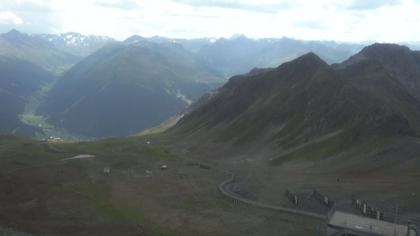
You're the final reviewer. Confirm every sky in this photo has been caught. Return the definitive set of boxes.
[0,0,419,42]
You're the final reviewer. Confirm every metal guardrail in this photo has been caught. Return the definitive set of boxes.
[352,198,384,220]
[313,190,335,209]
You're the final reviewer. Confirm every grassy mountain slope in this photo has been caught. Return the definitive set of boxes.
[38,42,223,138]
[171,45,420,163]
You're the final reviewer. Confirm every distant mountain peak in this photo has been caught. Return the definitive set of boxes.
[6,29,21,35]
[61,32,82,36]
[339,43,420,101]
[229,34,248,40]
[124,35,147,44]
[362,42,411,51]
[340,43,417,68]
[3,29,26,38]
[297,52,324,62]
[280,52,327,70]
[359,43,412,58]
[1,29,32,45]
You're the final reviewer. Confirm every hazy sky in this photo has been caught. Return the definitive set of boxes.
[0,0,419,42]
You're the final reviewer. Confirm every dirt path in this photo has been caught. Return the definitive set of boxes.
[60,154,95,161]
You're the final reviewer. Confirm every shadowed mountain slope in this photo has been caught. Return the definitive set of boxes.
[38,42,223,138]
[0,56,55,136]
[341,43,420,100]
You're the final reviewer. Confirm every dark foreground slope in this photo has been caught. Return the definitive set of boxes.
[39,42,223,138]
[172,47,420,163]
[0,57,55,136]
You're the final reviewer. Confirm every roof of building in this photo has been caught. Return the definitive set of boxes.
[328,211,409,236]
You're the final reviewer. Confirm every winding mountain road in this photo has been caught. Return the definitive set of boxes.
[188,159,327,220]
[217,172,327,220]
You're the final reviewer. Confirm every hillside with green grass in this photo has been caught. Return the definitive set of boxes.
[171,45,420,164]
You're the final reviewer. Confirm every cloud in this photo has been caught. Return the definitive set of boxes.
[0,11,23,25]
[173,0,295,13]
[347,0,401,10]
[0,0,420,43]
[294,19,327,30]
[94,0,140,10]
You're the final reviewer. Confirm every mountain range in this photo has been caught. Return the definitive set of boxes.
[0,29,113,74]
[171,43,420,164]
[195,35,363,78]
[38,32,114,57]
[3,29,420,140]
[125,34,364,78]
[2,31,420,235]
